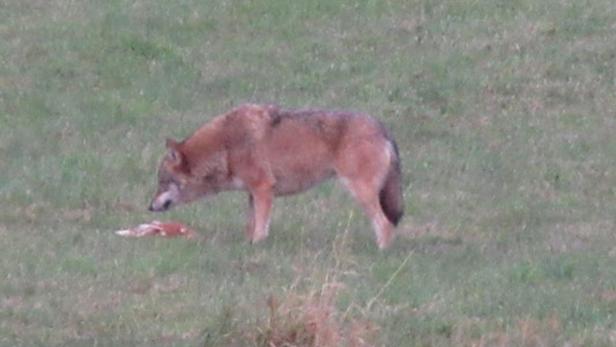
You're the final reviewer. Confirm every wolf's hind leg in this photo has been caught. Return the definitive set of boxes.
[343,179,395,249]
[338,169,395,249]
[336,140,395,249]
[246,194,256,241]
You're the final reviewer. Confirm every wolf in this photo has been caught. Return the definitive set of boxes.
[148,104,403,249]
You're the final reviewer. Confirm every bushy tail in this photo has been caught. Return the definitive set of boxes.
[379,140,404,226]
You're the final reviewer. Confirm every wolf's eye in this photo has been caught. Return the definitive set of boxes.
[159,178,172,186]
[160,177,180,190]
[170,179,181,189]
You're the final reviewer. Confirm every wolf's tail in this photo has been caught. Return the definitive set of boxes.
[380,140,404,226]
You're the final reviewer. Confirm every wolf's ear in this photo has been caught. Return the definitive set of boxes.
[166,138,180,149]
[165,138,184,166]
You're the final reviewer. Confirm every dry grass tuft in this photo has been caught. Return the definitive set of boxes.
[251,218,380,347]
[254,285,378,347]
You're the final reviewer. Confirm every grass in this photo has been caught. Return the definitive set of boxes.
[2,0,616,345]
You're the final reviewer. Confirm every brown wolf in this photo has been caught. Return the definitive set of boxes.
[148,104,403,249]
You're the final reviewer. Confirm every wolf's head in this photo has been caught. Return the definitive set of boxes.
[148,139,191,212]
[149,138,230,212]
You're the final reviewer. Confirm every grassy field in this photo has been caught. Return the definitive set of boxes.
[2,0,616,345]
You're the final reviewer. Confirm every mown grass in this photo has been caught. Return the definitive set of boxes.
[2,0,616,346]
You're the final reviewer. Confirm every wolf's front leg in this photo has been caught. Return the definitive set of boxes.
[247,188,273,243]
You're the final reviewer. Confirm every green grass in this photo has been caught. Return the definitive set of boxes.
[2,0,616,345]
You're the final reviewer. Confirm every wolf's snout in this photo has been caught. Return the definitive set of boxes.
[149,187,178,212]
[148,202,159,212]
[162,200,172,210]
[148,198,172,212]
[148,200,171,212]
